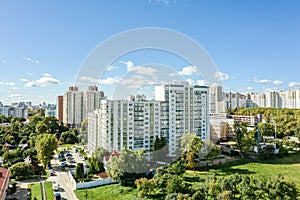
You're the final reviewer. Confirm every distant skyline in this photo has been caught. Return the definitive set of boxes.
[0,0,300,104]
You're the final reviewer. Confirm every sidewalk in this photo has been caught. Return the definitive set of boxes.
[9,179,40,200]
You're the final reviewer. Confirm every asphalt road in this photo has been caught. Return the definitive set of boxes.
[48,148,79,200]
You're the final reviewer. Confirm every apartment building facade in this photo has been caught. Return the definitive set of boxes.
[87,95,160,158]
[155,81,210,156]
[63,86,104,127]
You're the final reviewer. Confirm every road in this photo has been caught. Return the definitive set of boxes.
[48,148,79,200]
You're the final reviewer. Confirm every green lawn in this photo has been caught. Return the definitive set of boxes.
[186,153,300,188]
[74,184,138,200]
[30,182,43,200]
[44,181,54,200]
[75,153,300,200]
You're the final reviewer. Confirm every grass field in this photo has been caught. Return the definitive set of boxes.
[74,184,138,200]
[75,153,300,200]
[44,181,54,200]
[206,153,300,188]
[30,182,43,200]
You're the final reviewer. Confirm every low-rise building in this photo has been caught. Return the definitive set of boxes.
[0,168,10,200]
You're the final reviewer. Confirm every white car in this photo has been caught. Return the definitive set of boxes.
[52,182,59,191]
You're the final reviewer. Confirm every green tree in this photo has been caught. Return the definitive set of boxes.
[78,118,88,145]
[134,178,155,198]
[9,162,34,180]
[92,147,110,161]
[152,136,168,161]
[234,121,255,157]
[35,134,57,168]
[75,163,84,180]
[106,149,148,185]
[166,175,186,194]
[60,130,78,144]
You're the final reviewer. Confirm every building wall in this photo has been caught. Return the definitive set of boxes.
[88,97,161,159]
[57,96,63,122]
[156,82,210,156]
[63,86,104,127]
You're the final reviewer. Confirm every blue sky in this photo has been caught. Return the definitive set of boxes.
[0,0,300,104]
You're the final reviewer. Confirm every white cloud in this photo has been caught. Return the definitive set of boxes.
[22,57,39,64]
[7,93,22,98]
[273,80,284,86]
[2,59,6,63]
[196,80,210,86]
[24,74,60,87]
[170,66,197,77]
[120,61,157,76]
[0,82,16,87]
[20,78,29,82]
[26,72,34,76]
[99,77,120,85]
[254,77,271,84]
[214,71,231,81]
[106,65,119,71]
[148,0,173,5]
[288,82,300,87]
[79,76,120,85]
[42,73,51,77]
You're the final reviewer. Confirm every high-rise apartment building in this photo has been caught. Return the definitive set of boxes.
[155,81,210,156]
[87,95,160,159]
[63,86,104,127]
[210,84,225,113]
[224,92,247,110]
[56,96,63,122]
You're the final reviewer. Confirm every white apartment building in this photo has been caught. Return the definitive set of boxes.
[224,92,247,110]
[250,93,266,107]
[87,95,160,159]
[210,84,225,113]
[63,86,104,127]
[155,81,210,156]
[0,105,28,118]
[265,91,280,108]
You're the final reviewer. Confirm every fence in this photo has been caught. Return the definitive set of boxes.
[67,171,117,190]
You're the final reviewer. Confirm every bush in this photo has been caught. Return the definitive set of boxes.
[258,146,275,160]
[9,162,34,180]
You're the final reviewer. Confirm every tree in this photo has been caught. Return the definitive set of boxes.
[152,136,168,161]
[106,149,148,185]
[60,130,78,144]
[185,151,195,170]
[75,163,84,180]
[35,134,57,168]
[234,121,255,157]
[134,178,155,198]
[92,147,110,161]
[87,157,104,173]
[9,162,34,180]
[166,175,186,194]
[78,118,88,145]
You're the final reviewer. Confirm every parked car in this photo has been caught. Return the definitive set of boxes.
[54,192,61,200]
[52,182,59,191]
[49,168,54,175]
[61,162,68,168]
[59,157,66,162]
[66,153,72,157]
[68,164,76,168]
[68,159,76,164]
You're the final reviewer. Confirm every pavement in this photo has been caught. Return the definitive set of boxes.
[48,148,79,200]
[9,179,39,200]
[11,147,82,200]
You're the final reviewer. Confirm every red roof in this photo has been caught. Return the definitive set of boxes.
[0,168,10,199]
[104,156,110,162]
[98,172,109,179]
